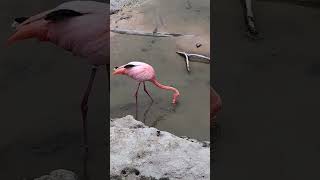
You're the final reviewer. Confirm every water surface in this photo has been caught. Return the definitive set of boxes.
[110,0,210,140]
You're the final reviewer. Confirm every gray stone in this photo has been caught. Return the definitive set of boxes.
[110,115,210,180]
[110,0,149,13]
[34,169,77,180]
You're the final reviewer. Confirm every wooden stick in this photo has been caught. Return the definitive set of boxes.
[176,51,191,72]
[176,51,210,72]
[110,28,193,37]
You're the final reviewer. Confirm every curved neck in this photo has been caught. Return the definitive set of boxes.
[150,79,177,93]
[150,79,180,103]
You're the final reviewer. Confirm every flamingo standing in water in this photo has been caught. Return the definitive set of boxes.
[7,1,109,151]
[112,61,180,104]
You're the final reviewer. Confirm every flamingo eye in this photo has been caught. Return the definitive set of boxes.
[113,66,118,70]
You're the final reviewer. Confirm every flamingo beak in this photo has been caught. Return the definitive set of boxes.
[7,20,48,46]
[112,67,126,75]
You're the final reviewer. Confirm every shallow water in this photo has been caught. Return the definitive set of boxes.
[110,0,210,141]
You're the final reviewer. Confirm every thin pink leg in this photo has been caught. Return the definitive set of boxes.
[143,82,153,102]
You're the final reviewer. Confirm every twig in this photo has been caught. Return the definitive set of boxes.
[111,28,193,37]
[176,51,210,72]
[176,51,190,72]
[187,53,210,61]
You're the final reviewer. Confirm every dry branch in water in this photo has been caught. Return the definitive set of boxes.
[176,51,210,72]
[111,28,193,37]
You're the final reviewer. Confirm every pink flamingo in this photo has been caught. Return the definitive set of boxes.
[7,1,109,150]
[112,61,180,104]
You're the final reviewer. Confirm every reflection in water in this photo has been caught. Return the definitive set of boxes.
[142,101,154,124]
[134,81,155,121]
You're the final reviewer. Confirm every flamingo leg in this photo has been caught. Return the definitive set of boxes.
[135,82,142,98]
[135,82,142,105]
[81,66,97,151]
[134,82,141,120]
[143,82,153,101]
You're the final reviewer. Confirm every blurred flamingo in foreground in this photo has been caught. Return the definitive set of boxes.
[210,87,222,126]
[7,1,109,150]
[113,61,180,104]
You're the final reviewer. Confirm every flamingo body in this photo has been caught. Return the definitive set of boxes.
[113,61,155,81]
[7,1,110,158]
[113,61,180,104]
[8,0,109,66]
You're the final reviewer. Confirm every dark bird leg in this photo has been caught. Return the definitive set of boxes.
[134,82,141,119]
[135,82,142,102]
[81,66,97,180]
[81,66,97,151]
[143,82,153,102]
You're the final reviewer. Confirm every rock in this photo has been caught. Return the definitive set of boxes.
[196,43,202,48]
[110,0,149,13]
[110,115,210,180]
[34,169,77,180]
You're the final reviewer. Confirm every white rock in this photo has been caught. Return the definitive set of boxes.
[110,115,210,180]
[110,0,149,13]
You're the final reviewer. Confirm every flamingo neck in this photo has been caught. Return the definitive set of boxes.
[150,79,180,104]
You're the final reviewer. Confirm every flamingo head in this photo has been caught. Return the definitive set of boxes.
[112,64,134,75]
[7,17,50,45]
[7,1,109,46]
[112,61,145,75]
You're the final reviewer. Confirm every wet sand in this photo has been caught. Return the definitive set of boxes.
[213,0,320,179]
[110,0,210,141]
